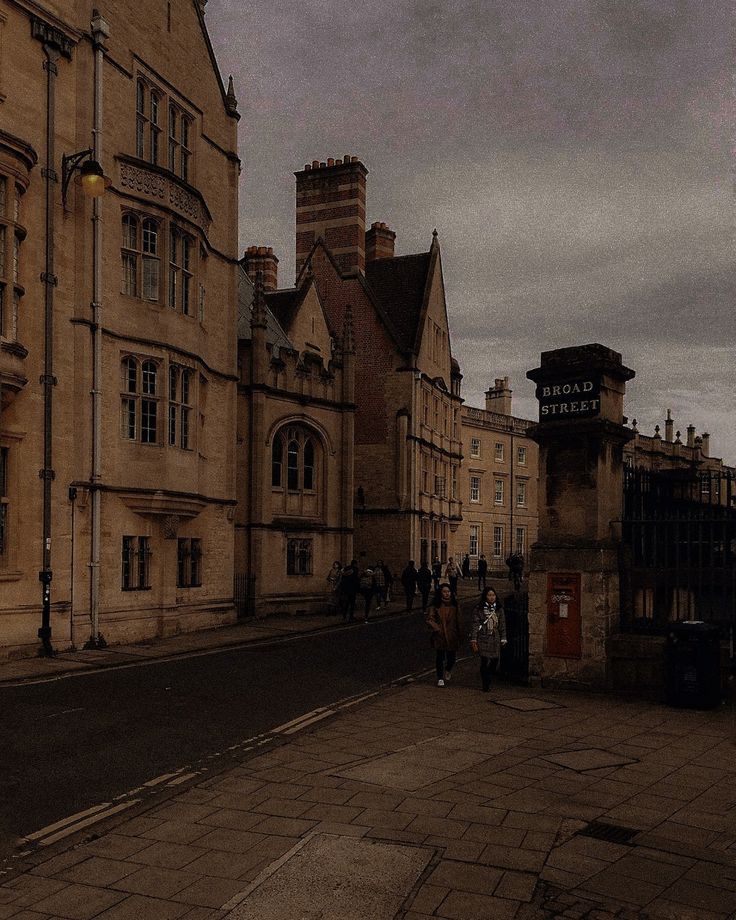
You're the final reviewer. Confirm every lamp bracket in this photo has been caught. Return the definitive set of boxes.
[61,148,93,208]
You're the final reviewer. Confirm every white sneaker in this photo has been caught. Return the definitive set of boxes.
[437,679,445,687]
[444,671,452,683]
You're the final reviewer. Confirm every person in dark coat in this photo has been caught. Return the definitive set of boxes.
[340,561,360,622]
[373,562,387,610]
[400,560,418,612]
[359,566,376,622]
[416,562,433,613]
[477,554,488,590]
[432,558,442,591]
[470,586,507,692]
[461,554,471,578]
[426,583,462,687]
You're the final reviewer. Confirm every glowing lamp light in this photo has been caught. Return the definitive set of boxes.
[80,159,106,197]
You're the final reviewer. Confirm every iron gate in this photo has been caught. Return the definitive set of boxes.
[500,591,529,683]
[621,468,736,631]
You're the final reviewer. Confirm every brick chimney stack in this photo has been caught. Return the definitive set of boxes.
[365,221,396,262]
[243,246,278,293]
[686,424,695,448]
[485,377,512,415]
[701,432,710,457]
[295,156,368,279]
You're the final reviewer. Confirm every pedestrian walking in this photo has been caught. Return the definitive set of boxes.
[461,554,471,578]
[417,562,433,613]
[382,562,393,603]
[359,566,376,622]
[400,560,418,612]
[373,562,387,610]
[426,583,463,687]
[470,586,507,692]
[326,560,342,615]
[506,552,524,591]
[340,561,360,622]
[444,556,462,598]
[477,554,488,590]
[432,558,442,592]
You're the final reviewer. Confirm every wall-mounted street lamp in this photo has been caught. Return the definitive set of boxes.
[61,149,107,208]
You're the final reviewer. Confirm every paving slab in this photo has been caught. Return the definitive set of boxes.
[221,833,433,919]
[542,749,639,772]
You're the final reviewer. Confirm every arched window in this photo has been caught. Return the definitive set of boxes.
[142,219,159,302]
[287,438,299,490]
[271,433,283,487]
[121,357,138,440]
[136,80,146,158]
[141,360,158,444]
[122,215,139,297]
[272,427,320,493]
[150,92,161,164]
[168,365,179,445]
[303,438,314,491]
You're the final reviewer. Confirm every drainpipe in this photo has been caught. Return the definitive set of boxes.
[38,40,61,657]
[86,10,109,649]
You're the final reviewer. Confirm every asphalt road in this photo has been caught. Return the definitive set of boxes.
[1,606,473,855]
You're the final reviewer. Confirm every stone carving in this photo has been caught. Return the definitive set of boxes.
[119,162,209,231]
[163,514,180,539]
[120,163,165,201]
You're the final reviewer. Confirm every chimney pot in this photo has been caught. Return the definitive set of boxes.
[327,157,334,166]
[304,164,311,171]
[243,244,279,293]
[312,159,319,169]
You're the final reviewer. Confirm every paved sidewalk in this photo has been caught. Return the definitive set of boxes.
[2,657,736,918]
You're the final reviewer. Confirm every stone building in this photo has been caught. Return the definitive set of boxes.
[625,410,735,477]
[0,0,240,657]
[457,378,539,573]
[236,252,355,616]
[290,156,463,573]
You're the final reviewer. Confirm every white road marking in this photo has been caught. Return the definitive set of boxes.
[167,772,199,786]
[282,710,335,735]
[271,707,330,734]
[17,800,140,849]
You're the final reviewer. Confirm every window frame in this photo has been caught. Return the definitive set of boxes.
[469,437,481,459]
[287,538,313,576]
[494,479,504,505]
[122,535,151,590]
[470,475,481,503]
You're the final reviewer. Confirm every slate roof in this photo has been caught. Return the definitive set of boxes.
[364,251,432,354]
[264,288,305,334]
[237,266,292,349]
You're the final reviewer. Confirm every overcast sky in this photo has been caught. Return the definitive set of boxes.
[207,0,734,463]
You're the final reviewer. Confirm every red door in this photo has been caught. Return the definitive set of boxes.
[546,573,582,658]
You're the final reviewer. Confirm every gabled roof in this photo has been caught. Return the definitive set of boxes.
[265,288,307,334]
[193,1,240,121]
[365,252,432,354]
[237,267,292,349]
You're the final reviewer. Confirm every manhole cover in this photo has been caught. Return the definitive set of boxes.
[222,834,433,919]
[494,698,563,711]
[541,748,638,772]
[577,821,638,845]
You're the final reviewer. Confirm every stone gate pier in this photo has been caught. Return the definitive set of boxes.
[527,344,635,689]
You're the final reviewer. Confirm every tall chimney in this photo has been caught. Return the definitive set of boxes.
[701,432,710,457]
[686,424,695,448]
[664,409,673,443]
[365,221,396,262]
[295,157,367,279]
[243,246,278,293]
[485,377,512,415]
